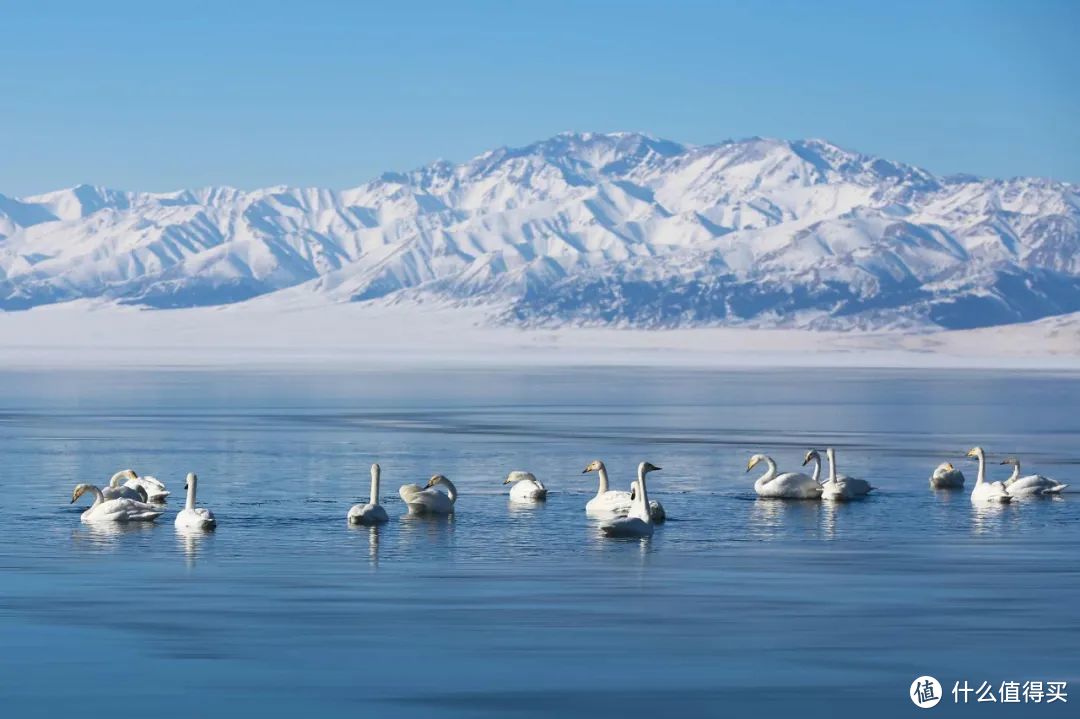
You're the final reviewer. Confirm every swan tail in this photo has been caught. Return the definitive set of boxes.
[1044,484,1068,494]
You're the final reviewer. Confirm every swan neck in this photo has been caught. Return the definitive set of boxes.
[634,467,651,523]
[442,478,458,503]
[90,485,104,506]
[596,465,610,496]
[370,467,380,504]
[1008,464,1019,483]
[759,457,778,485]
[826,449,838,483]
[975,452,985,487]
[108,471,127,488]
[809,456,820,483]
[185,477,196,511]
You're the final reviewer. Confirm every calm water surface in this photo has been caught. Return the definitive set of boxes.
[0,367,1077,718]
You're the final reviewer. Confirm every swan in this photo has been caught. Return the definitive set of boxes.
[399,474,456,515]
[1000,457,1068,496]
[930,462,965,489]
[817,448,873,500]
[504,471,547,502]
[746,454,822,499]
[102,470,148,501]
[348,463,390,524]
[174,472,217,530]
[601,462,660,538]
[629,480,667,523]
[801,450,853,485]
[582,460,665,521]
[115,471,170,503]
[70,483,164,523]
[965,447,1012,503]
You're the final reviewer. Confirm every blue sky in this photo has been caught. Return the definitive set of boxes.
[1,0,1077,195]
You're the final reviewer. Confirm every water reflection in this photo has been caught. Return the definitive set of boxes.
[970,502,1016,535]
[346,523,382,567]
[397,512,455,548]
[175,526,213,567]
[749,498,822,539]
[71,520,157,550]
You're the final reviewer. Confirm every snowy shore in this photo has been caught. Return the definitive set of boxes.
[0,301,1077,371]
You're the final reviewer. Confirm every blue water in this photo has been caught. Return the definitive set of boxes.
[0,367,1077,718]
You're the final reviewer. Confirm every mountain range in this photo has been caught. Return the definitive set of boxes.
[2,131,1078,330]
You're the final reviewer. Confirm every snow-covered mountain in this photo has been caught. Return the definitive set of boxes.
[2,132,1078,330]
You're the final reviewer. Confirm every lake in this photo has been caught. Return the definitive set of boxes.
[0,367,1077,718]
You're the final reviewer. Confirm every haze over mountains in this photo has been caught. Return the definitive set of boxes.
[1,132,1077,330]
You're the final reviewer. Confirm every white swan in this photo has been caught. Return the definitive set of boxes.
[348,463,390,524]
[746,454,822,499]
[582,460,665,521]
[1000,457,1068,497]
[801,450,853,485]
[115,471,169,503]
[504,471,547,502]
[818,448,873,500]
[930,462,965,489]
[966,447,1012,503]
[601,462,660,538]
[71,483,164,523]
[174,472,217,530]
[102,469,148,501]
[399,474,457,515]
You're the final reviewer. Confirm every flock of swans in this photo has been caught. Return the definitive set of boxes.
[67,446,1069,540]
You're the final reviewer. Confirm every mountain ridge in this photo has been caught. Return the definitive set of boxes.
[2,132,1078,330]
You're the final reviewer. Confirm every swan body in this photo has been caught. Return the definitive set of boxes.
[582,460,665,521]
[102,471,148,501]
[174,472,217,530]
[966,447,1012,503]
[930,462,965,489]
[747,454,822,499]
[1000,458,1068,496]
[399,475,456,515]
[504,471,547,502]
[602,462,660,538]
[348,463,390,524]
[120,472,169,502]
[71,483,163,523]
[816,448,873,501]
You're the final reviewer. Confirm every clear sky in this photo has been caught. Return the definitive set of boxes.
[1,0,1077,195]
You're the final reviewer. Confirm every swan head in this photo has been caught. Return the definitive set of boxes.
[184,472,197,490]
[425,474,449,489]
[582,460,604,474]
[802,450,820,466]
[939,462,955,472]
[504,470,536,485]
[70,484,92,503]
[746,454,768,472]
[371,463,381,478]
[999,457,1020,467]
[965,447,985,460]
[639,461,661,474]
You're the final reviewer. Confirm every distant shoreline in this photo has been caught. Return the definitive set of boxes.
[0,301,1077,372]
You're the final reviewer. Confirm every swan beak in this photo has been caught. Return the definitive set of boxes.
[581,468,591,474]
[502,478,512,485]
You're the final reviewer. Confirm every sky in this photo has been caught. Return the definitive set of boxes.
[1,0,1077,195]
